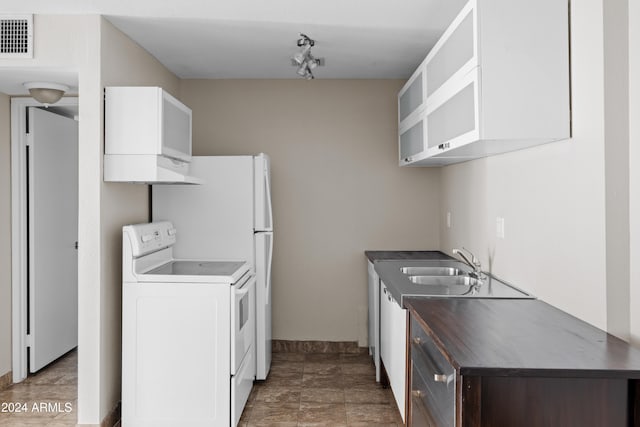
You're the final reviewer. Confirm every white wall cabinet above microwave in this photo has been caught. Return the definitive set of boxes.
[399,0,570,167]
[104,86,202,184]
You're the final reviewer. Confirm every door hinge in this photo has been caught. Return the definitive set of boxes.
[25,106,30,135]
[26,334,33,348]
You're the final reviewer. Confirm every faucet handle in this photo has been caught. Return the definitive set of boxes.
[461,247,481,267]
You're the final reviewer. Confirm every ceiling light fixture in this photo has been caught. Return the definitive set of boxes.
[23,82,69,106]
[291,33,324,80]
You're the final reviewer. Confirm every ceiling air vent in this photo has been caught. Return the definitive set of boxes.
[0,15,33,58]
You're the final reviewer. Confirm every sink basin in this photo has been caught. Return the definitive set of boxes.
[406,284,477,296]
[409,275,482,287]
[401,266,469,276]
[373,259,535,302]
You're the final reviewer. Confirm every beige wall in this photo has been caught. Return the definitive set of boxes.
[0,93,11,378]
[440,1,609,330]
[180,79,440,345]
[99,17,180,419]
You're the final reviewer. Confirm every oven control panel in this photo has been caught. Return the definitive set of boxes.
[123,221,177,257]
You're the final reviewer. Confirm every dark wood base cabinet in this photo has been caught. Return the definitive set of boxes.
[406,299,640,427]
[457,375,635,427]
[409,351,640,427]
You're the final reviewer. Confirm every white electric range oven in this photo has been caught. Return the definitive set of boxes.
[122,221,255,427]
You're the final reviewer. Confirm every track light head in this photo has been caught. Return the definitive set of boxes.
[307,56,319,70]
[297,33,315,47]
[291,33,323,79]
[296,64,308,77]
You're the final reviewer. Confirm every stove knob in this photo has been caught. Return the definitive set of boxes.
[141,234,154,243]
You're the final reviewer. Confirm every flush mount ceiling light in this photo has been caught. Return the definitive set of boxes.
[23,82,69,106]
[291,33,324,80]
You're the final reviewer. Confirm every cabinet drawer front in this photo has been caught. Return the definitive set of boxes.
[410,317,455,427]
[426,5,476,98]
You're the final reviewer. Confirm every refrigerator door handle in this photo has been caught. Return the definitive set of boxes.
[264,166,274,231]
[266,232,273,304]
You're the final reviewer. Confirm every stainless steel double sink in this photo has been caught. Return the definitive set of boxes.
[374,259,535,305]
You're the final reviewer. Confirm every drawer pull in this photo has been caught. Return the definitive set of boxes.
[434,373,453,383]
[411,339,455,385]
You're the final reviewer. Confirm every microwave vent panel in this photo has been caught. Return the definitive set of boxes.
[0,15,33,58]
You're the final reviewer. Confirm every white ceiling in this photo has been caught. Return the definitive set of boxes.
[2,0,466,83]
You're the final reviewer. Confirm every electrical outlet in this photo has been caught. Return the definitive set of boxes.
[496,217,505,239]
[446,212,451,228]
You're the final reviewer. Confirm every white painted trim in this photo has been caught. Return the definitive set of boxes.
[10,97,79,383]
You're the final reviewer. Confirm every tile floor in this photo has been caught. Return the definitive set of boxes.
[0,349,403,426]
[240,352,404,426]
[0,349,77,426]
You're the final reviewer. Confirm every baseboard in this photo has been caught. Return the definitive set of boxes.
[272,340,367,354]
[0,371,11,392]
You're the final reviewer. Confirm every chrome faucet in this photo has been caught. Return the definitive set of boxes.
[452,247,482,278]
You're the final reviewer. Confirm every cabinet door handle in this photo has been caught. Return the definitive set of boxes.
[413,337,423,345]
[411,389,424,398]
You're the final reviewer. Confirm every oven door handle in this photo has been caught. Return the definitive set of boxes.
[236,276,256,295]
[236,273,256,289]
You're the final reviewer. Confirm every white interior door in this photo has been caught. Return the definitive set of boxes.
[28,107,78,372]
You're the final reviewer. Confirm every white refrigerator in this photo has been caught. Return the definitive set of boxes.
[152,154,273,380]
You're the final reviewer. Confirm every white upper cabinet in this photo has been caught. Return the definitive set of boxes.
[105,87,192,160]
[399,0,570,166]
[104,87,202,184]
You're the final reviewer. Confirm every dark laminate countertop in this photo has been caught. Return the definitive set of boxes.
[406,298,640,379]
[364,250,451,263]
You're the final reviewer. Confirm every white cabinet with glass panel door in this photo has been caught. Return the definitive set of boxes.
[399,0,570,166]
[398,60,428,165]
